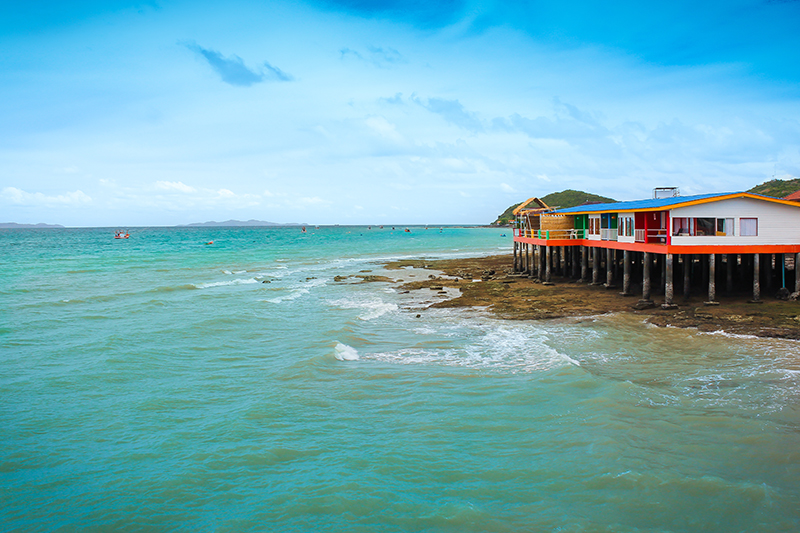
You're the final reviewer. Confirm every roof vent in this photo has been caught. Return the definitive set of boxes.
[653,187,680,199]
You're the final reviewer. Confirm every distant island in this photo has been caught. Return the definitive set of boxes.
[181,219,306,227]
[0,222,64,229]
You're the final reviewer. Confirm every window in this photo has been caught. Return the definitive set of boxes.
[695,218,715,236]
[716,218,734,236]
[620,216,634,237]
[740,218,758,236]
[672,217,690,236]
[589,217,600,235]
[673,217,737,236]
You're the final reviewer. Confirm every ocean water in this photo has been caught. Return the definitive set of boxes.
[2,226,799,532]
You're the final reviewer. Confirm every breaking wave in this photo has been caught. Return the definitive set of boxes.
[334,342,359,361]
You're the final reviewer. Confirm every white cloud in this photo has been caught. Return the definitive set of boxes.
[1,187,92,206]
[365,116,404,143]
[500,183,516,193]
[155,181,196,193]
[299,196,328,205]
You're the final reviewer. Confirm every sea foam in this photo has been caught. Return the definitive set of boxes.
[194,278,259,289]
[334,342,359,361]
[328,297,398,320]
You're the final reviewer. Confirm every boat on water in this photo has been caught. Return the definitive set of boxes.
[114,230,130,239]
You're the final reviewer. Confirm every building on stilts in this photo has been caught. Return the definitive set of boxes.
[511,191,800,308]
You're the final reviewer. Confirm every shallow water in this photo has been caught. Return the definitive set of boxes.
[2,226,799,531]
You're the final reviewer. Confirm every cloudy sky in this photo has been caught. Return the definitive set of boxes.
[2,0,800,226]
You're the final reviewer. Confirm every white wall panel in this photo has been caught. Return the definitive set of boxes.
[671,198,800,245]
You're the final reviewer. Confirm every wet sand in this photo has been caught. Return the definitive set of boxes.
[384,254,800,340]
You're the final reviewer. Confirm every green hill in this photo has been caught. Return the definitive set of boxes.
[493,189,616,225]
[747,178,800,198]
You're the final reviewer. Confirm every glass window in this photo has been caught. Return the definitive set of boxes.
[740,218,758,236]
[695,218,715,236]
[716,218,734,236]
[672,217,690,236]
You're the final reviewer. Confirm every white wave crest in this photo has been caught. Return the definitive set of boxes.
[365,321,580,373]
[328,297,398,320]
[194,278,259,289]
[264,278,327,304]
[265,288,309,304]
[699,330,760,340]
[334,342,359,361]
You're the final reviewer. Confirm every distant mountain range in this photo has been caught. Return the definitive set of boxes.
[182,219,305,227]
[0,222,64,228]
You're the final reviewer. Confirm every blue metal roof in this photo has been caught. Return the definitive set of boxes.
[553,192,744,214]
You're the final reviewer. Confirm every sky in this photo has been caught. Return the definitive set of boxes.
[2,0,800,226]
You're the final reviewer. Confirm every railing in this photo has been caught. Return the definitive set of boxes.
[515,226,671,244]
[600,228,618,241]
[514,228,587,239]
[631,228,668,242]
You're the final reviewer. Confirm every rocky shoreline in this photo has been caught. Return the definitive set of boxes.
[384,254,800,340]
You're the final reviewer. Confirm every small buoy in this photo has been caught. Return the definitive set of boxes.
[205,241,213,245]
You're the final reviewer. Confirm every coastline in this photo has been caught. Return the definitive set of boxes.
[385,254,800,340]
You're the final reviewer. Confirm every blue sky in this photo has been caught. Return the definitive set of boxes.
[2,0,799,226]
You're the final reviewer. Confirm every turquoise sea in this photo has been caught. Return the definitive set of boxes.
[2,226,799,532]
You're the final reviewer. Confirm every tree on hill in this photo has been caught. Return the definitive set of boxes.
[747,178,800,198]
[492,189,616,225]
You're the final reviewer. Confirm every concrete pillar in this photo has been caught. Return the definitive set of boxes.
[796,252,800,294]
[726,254,733,294]
[525,244,530,278]
[738,254,747,287]
[571,247,579,279]
[530,245,535,278]
[592,247,600,285]
[706,253,717,304]
[642,252,652,302]
[555,247,561,276]
[605,248,614,287]
[581,246,588,282]
[545,245,552,284]
[540,245,546,281]
[683,254,691,300]
[621,250,632,296]
[752,253,761,302]
[662,254,677,308]
[659,254,666,294]
[765,254,773,292]
[513,241,518,272]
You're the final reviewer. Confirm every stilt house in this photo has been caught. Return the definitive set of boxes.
[512,191,800,306]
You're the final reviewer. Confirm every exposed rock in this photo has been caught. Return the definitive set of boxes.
[776,287,791,300]
[333,275,348,282]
